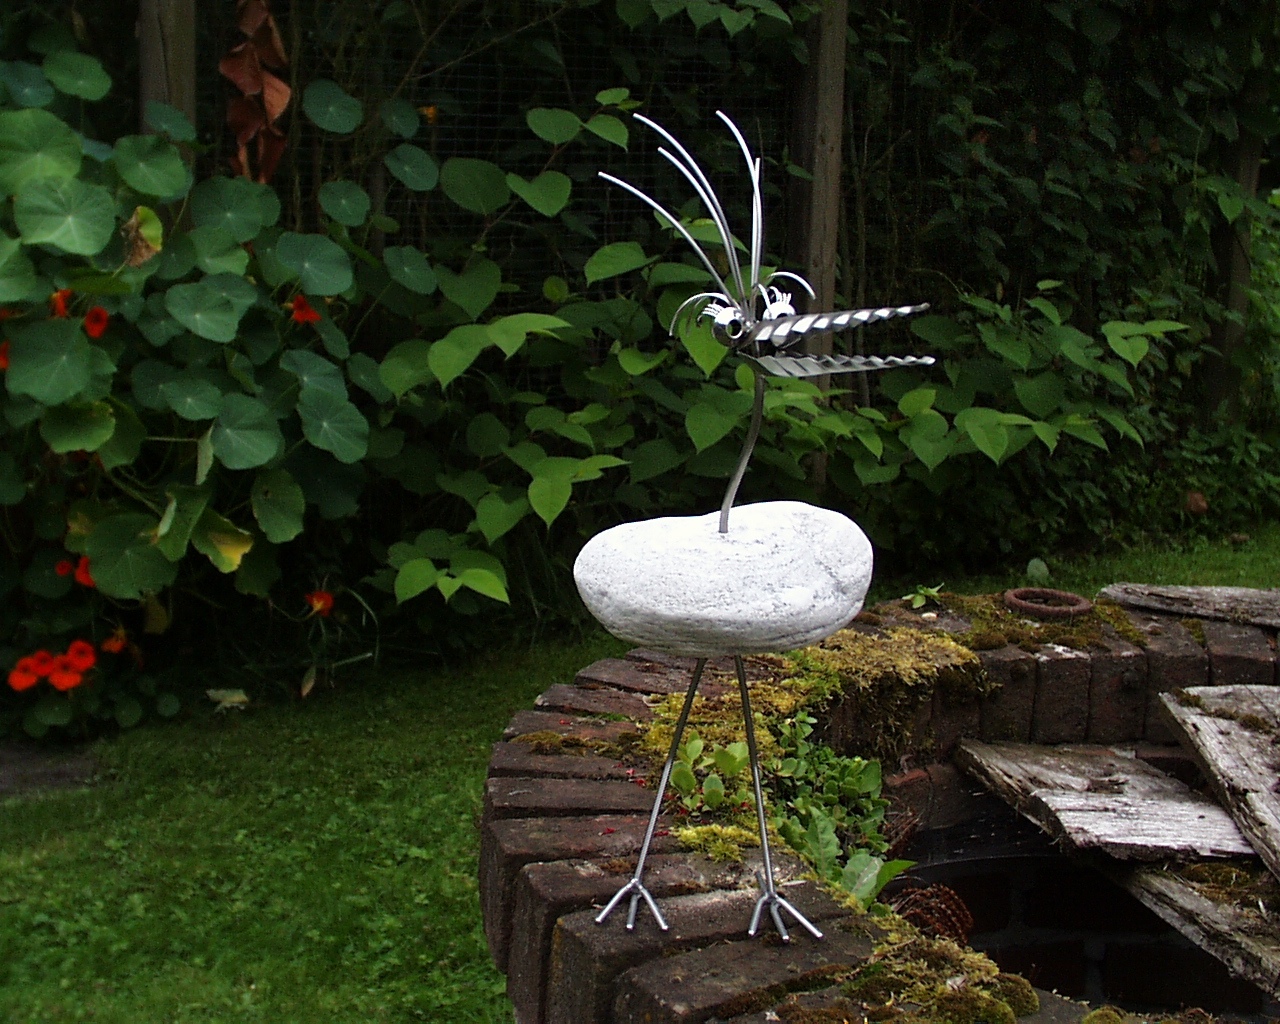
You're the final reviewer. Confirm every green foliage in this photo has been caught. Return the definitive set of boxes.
[667,728,751,813]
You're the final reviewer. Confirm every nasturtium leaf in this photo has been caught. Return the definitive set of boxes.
[165,279,244,342]
[297,389,368,463]
[454,567,509,603]
[685,402,737,451]
[96,402,145,470]
[23,548,73,600]
[506,170,571,217]
[251,467,306,543]
[275,232,353,295]
[190,507,254,572]
[0,232,38,302]
[188,225,248,275]
[235,534,280,596]
[113,134,191,198]
[191,176,267,241]
[6,319,90,404]
[440,158,510,215]
[486,313,570,357]
[585,241,652,283]
[379,97,419,138]
[35,696,73,728]
[144,100,196,142]
[528,475,572,526]
[155,693,181,718]
[395,557,440,603]
[160,372,224,420]
[384,143,438,191]
[0,108,81,192]
[281,350,346,397]
[14,177,114,255]
[427,324,489,387]
[466,413,510,458]
[211,393,283,469]
[526,107,582,144]
[154,484,212,561]
[0,452,26,505]
[383,245,437,294]
[379,339,433,397]
[1,61,54,107]
[347,352,394,403]
[436,258,500,320]
[472,492,528,544]
[318,179,371,226]
[39,402,115,453]
[954,406,1008,464]
[85,513,178,599]
[42,51,111,100]
[628,438,684,482]
[595,87,630,105]
[584,113,628,149]
[303,79,362,133]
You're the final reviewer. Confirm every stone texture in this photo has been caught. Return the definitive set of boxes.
[574,501,873,656]
[978,645,1037,742]
[483,777,655,822]
[1201,618,1275,687]
[535,683,654,721]
[1087,636,1147,742]
[1031,645,1091,744]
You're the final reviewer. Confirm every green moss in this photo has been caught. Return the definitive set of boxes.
[991,973,1038,1017]
[1091,599,1149,647]
[1237,712,1271,732]
[672,823,759,861]
[1180,617,1207,647]
[509,729,632,757]
[933,989,1015,1024]
[1172,688,1204,709]
[1080,1007,1125,1024]
[938,591,1138,654]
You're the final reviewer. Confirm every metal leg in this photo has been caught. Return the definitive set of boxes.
[735,655,823,943]
[595,658,707,932]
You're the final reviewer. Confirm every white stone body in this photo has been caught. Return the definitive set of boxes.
[573,500,873,657]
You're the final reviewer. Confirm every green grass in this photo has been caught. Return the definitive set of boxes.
[0,631,626,1024]
[3,522,1279,1023]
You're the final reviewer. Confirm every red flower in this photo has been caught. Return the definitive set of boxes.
[0,339,9,371]
[74,556,95,588]
[101,628,128,654]
[83,306,109,339]
[48,655,82,691]
[55,559,73,577]
[290,294,321,324]
[65,639,96,673]
[49,289,72,318]
[7,658,40,692]
[29,650,54,676]
[305,590,334,617]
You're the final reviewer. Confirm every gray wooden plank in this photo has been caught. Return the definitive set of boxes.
[1159,685,1280,882]
[1098,583,1280,630]
[955,739,1252,860]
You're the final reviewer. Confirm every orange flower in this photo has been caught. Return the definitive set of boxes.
[74,556,95,588]
[48,654,82,691]
[49,289,72,318]
[55,559,73,576]
[0,339,8,371]
[65,639,96,673]
[7,658,40,692]
[305,590,334,617]
[290,294,322,324]
[83,306,109,339]
[101,628,128,654]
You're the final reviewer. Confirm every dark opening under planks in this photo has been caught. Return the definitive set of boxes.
[1159,685,1280,883]
[955,739,1253,860]
[1098,583,1280,630]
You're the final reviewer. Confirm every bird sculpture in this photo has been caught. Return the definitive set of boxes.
[574,111,933,943]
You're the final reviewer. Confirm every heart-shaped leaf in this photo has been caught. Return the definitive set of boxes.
[954,406,1009,464]
[436,258,500,320]
[528,475,571,527]
[585,241,652,283]
[440,158,510,215]
[395,557,440,603]
[685,401,737,451]
[486,313,569,357]
[472,493,529,544]
[526,107,582,144]
[14,177,114,255]
[384,143,438,191]
[506,170,571,217]
[427,324,489,388]
[303,79,362,133]
[584,113,628,149]
[900,408,953,471]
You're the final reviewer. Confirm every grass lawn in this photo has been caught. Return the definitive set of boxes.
[2,523,1278,1022]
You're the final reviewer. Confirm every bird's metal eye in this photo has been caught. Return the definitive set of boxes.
[712,305,746,341]
[761,286,795,321]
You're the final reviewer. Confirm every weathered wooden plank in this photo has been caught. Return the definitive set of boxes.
[1159,685,1280,882]
[1118,866,1280,997]
[1099,583,1280,630]
[955,740,1253,860]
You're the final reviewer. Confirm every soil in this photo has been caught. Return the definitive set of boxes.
[0,738,98,799]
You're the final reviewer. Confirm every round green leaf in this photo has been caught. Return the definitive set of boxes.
[297,389,369,464]
[114,134,192,198]
[585,241,652,283]
[275,232,353,295]
[165,280,246,342]
[40,402,115,453]
[281,350,346,396]
[506,170,571,217]
[251,467,306,543]
[383,245,437,294]
[318,179,370,226]
[384,144,438,191]
[379,97,419,138]
[440,158,510,215]
[526,107,582,144]
[303,79,362,133]
[0,108,81,192]
[211,394,284,469]
[6,319,91,404]
[1,61,54,107]
[595,87,630,105]
[191,176,268,241]
[0,232,38,302]
[160,373,225,420]
[14,177,114,255]
[35,696,73,728]
[42,51,111,100]
[96,402,145,470]
[188,225,248,276]
[114,697,144,729]
[144,101,196,142]
[155,693,181,718]
[85,513,179,600]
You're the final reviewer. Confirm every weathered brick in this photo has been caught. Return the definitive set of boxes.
[484,777,655,822]
[535,683,653,721]
[576,657,697,695]
[502,709,640,744]
[1136,614,1208,742]
[550,881,847,1024]
[488,742,634,781]
[931,685,981,757]
[1031,645,1090,743]
[978,645,1036,742]
[611,923,875,1024]
[480,814,678,971]
[1201,619,1274,688]
[509,854,757,1024]
[1087,636,1146,742]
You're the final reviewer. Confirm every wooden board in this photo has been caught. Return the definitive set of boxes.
[1117,865,1280,997]
[1098,583,1280,629]
[1160,685,1280,882]
[955,740,1253,860]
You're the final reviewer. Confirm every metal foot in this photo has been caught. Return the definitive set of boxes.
[595,658,707,932]
[747,869,824,942]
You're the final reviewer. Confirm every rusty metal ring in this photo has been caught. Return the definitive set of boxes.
[1003,587,1092,620]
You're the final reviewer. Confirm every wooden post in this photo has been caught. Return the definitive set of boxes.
[138,0,197,136]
